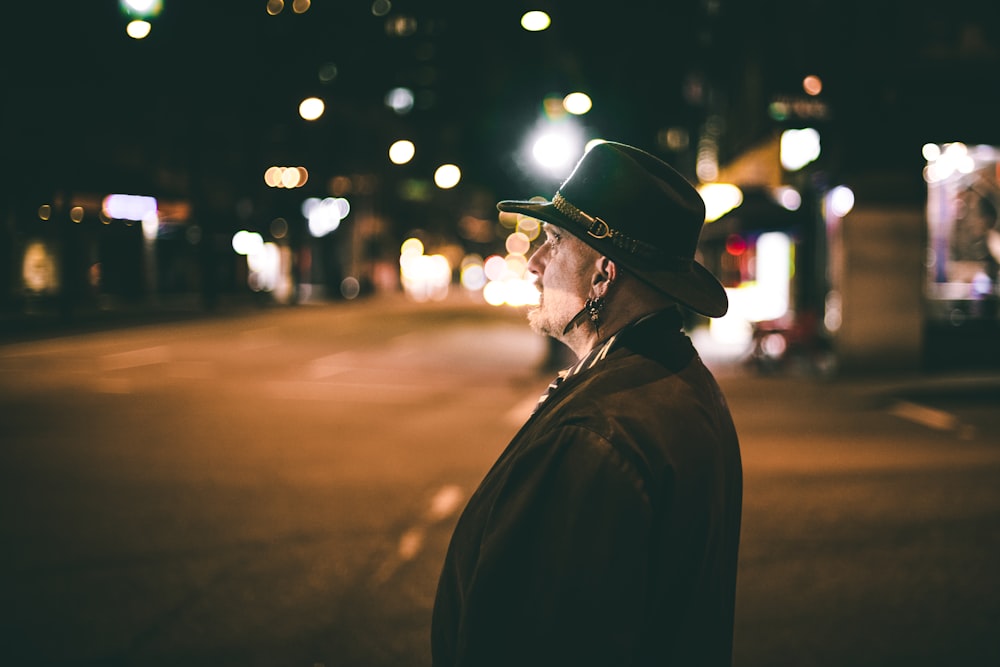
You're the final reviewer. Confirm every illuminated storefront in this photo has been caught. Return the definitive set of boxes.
[919,141,1000,369]
[698,186,809,346]
[924,142,1000,322]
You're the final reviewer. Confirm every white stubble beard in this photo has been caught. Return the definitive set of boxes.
[527,289,579,340]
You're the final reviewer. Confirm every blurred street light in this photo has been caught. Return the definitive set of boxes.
[299,97,325,121]
[528,122,585,176]
[126,21,152,39]
[563,92,592,115]
[120,0,161,38]
[802,74,823,96]
[264,166,309,188]
[385,87,415,114]
[775,186,802,211]
[389,140,416,165]
[780,128,821,171]
[120,0,162,17]
[699,183,743,222]
[103,194,157,221]
[303,197,350,237]
[434,164,461,189]
[520,11,551,32]
[232,230,264,256]
[827,185,855,217]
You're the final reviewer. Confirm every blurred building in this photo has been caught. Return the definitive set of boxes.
[2,1,998,372]
[683,0,1000,373]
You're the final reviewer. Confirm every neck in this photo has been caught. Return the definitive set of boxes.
[562,298,675,359]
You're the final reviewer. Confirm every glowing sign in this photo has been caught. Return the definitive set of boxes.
[103,194,157,221]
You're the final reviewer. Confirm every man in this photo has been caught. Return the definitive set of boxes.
[432,141,742,666]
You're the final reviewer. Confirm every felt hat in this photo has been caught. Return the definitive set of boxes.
[497,141,728,317]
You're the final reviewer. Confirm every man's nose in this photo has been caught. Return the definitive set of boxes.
[526,247,545,276]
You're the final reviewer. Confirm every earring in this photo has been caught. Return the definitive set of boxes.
[561,279,613,336]
[585,296,606,327]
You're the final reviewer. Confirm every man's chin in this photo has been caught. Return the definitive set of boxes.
[526,307,550,336]
[527,306,563,338]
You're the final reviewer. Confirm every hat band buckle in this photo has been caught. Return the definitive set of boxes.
[553,193,613,239]
[585,218,612,239]
[552,192,689,269]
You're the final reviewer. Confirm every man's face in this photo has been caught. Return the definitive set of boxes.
[526,223,599,338]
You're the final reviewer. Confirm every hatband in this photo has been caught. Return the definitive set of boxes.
[552,193,693,272]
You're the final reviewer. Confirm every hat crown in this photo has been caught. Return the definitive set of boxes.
[556,142,706,260]
[495,140,728,317]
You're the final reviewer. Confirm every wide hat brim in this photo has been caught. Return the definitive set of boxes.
[498,199,729,318]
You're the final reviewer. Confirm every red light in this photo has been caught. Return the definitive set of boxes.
[725,234,747,256]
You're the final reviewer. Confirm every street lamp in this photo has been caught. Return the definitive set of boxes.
[299,97,325,121]
[120,0,161,39]
[434,164,461,189]
[520,11,551,32]
[389,140,416,165]
[780,128,821,171]
[528,126,585,177]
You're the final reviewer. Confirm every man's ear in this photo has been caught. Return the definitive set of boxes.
[594,256,617,285]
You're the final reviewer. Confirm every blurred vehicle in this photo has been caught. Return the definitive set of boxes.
[748,310,837,377]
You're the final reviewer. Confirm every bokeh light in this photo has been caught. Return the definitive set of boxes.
[505,231,531,256]
[516,215,541,241]
[775,186,802,211]
[460,255,487,291]
[563,92,592,115]
[126,20,152,39]
[533,136,574,170]
[299,97,325,121]
[103,194,158,221]
[780,128,821,171]
[389,140,416,165]
[121,0,162,17]
[385,87,415,114]
[232,230,264,256]
[303,197,350,237]
[399,237,451,302]
[699,183,743,223]
[802,74,823,96]
[434,164,461,189]
[520,11,551,31]
[827,185,855,217]
[264,166,309,189]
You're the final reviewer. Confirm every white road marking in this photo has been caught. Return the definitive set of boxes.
[372,484,466,585]
[396,527,425,560]
[307,352,357,379]
[888,400,957,431]
[99,345,169,372]
[888,400,975,439]
[426,484,464,521]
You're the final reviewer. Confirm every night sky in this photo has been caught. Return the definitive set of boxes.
[3,1,999,215]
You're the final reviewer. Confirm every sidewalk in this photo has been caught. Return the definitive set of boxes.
[0,293,259,344]
[690,326,1000,408]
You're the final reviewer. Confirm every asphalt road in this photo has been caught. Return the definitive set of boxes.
[1,294,998,666]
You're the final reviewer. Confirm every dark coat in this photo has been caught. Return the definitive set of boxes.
[432,309,743,666]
